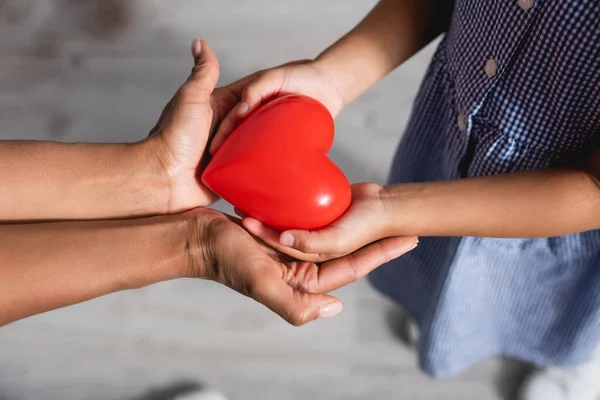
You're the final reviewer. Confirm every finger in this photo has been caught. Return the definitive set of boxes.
[186,39,220,93]
[208,72,262,137]
[233,207,248,218]
[242,217,281,245]
[242,218,324,262]
[209,103,245,154]
[279,59,311,67]
[210,66,294,154]
[210,70,273,154]
[251,275,342,326]
[314,236,419,293]
[224,71,263,98]
[223,59,306,97]
[237,69,286,117]
[165,40,220,136]
[279,225,351,257]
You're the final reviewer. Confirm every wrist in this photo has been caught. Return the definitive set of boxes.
[121,214,193,289]
[380,183,422,237]
[311,57,352,111]
[310,54,359,113]
[182,208,230,280]
[0,215,192,325]
[130,138,173,215]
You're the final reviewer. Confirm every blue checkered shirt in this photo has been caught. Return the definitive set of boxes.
[369,0,600,378]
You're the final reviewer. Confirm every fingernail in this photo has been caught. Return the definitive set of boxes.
[390,239,419,258]
[191,39,202,58]
[280,233,295,247]
[238,102,250,116]
[319,302,342,319]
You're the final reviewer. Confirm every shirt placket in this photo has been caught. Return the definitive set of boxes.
[457,0,545,176]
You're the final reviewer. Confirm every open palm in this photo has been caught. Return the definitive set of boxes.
[194,208,415,325]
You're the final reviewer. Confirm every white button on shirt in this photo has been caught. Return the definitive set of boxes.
[485,58,498,78]
[518,0,535,11]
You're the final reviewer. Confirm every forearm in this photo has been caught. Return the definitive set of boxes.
[0,214,190,326]
[315,0,453,106]
[386,168,600,238]
[0,140,168,221]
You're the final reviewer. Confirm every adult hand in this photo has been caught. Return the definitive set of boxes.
[145,39,260,211]
[187,207,417,325]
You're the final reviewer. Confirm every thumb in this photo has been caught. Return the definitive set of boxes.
[251,276,342,326]
[185,39,220,95]
[209,69,285,154]
[164,40,220,135]
[280,227,348,257]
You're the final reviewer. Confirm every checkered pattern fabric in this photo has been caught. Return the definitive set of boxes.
[369,0,600,378]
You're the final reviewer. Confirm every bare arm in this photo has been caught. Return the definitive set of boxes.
[0,40,241,222]
[0,140,169,222]
[387,162,600,238]
[210,0,454,148]
[315,0,453,106]
[0,213,188,326]
[0,207,417,327]
[249,150,600,261]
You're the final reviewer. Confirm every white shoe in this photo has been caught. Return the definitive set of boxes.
[173,388,228,400]
[388,307,420,348]
[520,347,600,400]
[403,316,420,347]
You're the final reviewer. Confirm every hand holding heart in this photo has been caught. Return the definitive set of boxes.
[146,39,260,211]
[144,40,417,325]
[203,58,418,265]
[238,183,419,263]
[209,59,345,154]
[202,94,351,230]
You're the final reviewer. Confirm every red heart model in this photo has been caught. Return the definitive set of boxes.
[201,94,351,231]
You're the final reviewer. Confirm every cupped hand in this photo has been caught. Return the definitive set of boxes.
[187,206,416,326]
[209,59,345,154]
[237,183,418,263]
[144,39,261,212]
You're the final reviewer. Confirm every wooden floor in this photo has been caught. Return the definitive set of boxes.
[0,1,531,399]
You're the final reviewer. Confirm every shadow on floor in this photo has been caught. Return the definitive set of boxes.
[495,359,534,400]
[128,380,205,400]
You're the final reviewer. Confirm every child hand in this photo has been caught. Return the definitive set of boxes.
[209,59,345,154]
[238,183,418,263]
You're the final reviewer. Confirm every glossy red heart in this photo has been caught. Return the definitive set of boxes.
[201,94,351,231]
